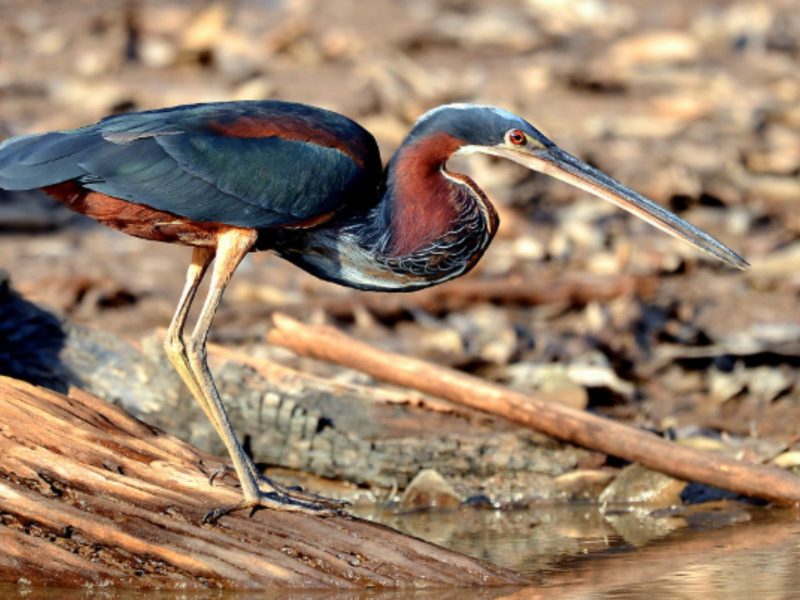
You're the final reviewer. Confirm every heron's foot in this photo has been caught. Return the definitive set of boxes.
[202,490,344,525]
[255,474,348,510]
[208,461,347,511]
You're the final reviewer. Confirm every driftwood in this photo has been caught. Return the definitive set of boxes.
[0,376,526,590]
[268,314,800,507]
[207,343,590,496]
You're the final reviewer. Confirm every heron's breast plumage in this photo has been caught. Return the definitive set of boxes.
[268,131,499,292]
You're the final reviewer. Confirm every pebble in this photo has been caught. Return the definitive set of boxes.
[743,127,800,176]
[772,451,800,469]
[553,469,616,501]
[502,362,589,409]
[600,464,685,507]
[608,31,701,68]
[525,0,634,35]
[138,37,178,69]
[180,3,230,53]
[231,77,275,102]
[436,7,546,52]
[399,469,462,510]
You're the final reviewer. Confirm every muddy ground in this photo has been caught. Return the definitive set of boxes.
[1,0,800,502]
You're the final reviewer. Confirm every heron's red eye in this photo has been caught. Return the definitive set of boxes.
[508,129,526,145]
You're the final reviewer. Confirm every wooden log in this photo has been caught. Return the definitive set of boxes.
[206,344,590,496]
[209,341,468,417]
[268,314,800,507]
[0,376,526,589]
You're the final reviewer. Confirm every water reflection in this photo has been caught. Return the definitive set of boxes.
[358,503,800,598]
[2,504,798,599]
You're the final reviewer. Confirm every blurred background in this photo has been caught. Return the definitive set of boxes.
[1,0,800,460]
[2,0,800,590]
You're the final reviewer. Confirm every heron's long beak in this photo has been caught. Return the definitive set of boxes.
[486,145,748,270]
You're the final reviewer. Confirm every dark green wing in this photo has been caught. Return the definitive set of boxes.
[0,101,381,228]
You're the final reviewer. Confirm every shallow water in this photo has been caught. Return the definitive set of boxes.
[361,503,800,598]
[3,503,799,599]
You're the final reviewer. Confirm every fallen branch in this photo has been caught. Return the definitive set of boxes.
[268,314,800,507]
[0,376,526,589]
[208,341,474,417]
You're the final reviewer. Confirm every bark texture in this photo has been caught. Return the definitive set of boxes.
[0,376,526,590]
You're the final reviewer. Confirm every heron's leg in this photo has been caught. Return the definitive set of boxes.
[184,229,339,520]
[164,247,274,487]
[162,246,256,459]
[164,247,216,421]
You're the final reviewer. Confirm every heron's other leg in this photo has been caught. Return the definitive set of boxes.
[183,229,339,520]
[164,247,215,417]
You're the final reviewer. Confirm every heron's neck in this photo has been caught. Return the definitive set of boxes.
[267,132,498,292]
[351,133,499,276]
[379,132,465,256]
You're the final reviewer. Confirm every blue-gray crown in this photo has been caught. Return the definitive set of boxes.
[408,103,553,148]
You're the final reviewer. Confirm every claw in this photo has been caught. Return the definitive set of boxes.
[208,464,236,487]
[203,504,238,525]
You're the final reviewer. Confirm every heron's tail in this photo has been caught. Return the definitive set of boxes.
[0,131,102,191]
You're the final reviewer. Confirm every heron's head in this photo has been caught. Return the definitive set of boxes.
[410,104,748,270]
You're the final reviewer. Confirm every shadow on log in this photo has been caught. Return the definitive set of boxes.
[0,376,527,590]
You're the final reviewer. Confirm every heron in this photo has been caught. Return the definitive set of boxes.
[0,100,747,519]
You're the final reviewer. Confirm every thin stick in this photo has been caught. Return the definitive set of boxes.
[268,313,800,507]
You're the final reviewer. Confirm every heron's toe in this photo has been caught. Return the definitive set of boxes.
[202,491,345,525]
